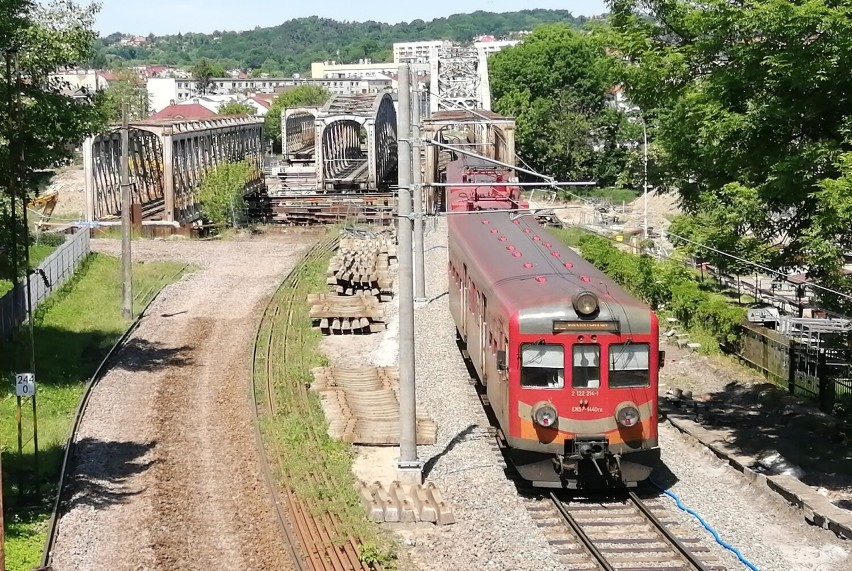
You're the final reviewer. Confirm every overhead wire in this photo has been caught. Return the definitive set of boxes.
[420,84,852,310]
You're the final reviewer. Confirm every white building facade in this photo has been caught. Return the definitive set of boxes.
[393,40,451,64]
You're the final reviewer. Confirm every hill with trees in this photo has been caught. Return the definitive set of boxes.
[92,10,588,75]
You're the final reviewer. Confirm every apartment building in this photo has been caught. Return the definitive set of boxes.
[393,40,451,64]
[474,38,521,56]
[311,59,430,81]
[146,76,393,113]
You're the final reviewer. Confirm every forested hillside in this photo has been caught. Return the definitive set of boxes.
[93,10,587,75]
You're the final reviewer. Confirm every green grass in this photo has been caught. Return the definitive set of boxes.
[0,252,191,570]
[255,237,397,569]
[585,187,640,205]
[0,244,61,296]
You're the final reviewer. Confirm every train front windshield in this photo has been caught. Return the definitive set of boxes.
[518,342,650,390]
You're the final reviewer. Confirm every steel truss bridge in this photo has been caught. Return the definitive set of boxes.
[83,115,264,226]
[273,92,398,192]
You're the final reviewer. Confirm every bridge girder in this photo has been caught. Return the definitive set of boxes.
[282,107,319,159]
[420,110,516,212]
[314,93,397,191]
[84,115,264,224]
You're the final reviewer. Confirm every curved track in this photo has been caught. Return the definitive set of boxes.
[251,234,375,571]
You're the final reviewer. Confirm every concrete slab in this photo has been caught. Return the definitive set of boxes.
[661,398,852,541]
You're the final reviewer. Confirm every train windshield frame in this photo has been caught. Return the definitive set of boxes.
[608,343,651,388]
[520,344,565,388]
[572,344,601,388]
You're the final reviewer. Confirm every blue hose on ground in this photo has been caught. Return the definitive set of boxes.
[650,479,761,571]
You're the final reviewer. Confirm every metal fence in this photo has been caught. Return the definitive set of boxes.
[730,321,852,416]
[0,228,91,338]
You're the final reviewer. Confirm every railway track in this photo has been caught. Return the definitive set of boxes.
[527,491,726,570]
[251,234,376,571]
[248,192,396,226]
[469,374,726,571]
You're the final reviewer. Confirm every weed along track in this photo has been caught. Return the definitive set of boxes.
[46,235,317,571]
[252,232,386,571]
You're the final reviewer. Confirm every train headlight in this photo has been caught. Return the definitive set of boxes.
[532,401,558,428]
[615,402,641,428]
[573,291,599,316]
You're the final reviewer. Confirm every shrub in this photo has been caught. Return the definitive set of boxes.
[566,231,747,347]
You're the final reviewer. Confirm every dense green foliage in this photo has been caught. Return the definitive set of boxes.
[192,58,225,93]
[265,85,331,147]
[101,68,150,122]
[0,0,107,282]
[197,160,257,226]
[217,100,255,116]
[489,24,640,188]
[558,229,746,346]
[605,0,852,300]
[94,10,586,74]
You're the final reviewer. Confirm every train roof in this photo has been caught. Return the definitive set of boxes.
[448,212,654,335]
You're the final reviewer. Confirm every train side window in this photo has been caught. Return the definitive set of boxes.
[520,344,564,389]
[609,343,650,388]
[572,345,601,388]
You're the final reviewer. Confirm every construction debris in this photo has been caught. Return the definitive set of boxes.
[311,366,438,445]
[328,234,396,299]
[357,480,455,525]
[307,292,386,334]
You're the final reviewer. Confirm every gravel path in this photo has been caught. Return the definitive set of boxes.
[49,230,320,571]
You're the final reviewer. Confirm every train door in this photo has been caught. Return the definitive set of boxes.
[460,264,468,340]
[480,295,488,379]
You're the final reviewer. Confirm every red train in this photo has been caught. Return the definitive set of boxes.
[445,157,663,488]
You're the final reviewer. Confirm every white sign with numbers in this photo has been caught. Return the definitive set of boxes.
[15,373,36,397]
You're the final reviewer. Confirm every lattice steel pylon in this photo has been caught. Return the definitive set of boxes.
[429,46,491,113]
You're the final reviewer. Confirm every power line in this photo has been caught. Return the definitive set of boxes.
[421,85,852,309]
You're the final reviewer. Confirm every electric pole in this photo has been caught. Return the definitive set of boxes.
[396,64,422,484]
[411,84,426,303]
[120,103,133,320]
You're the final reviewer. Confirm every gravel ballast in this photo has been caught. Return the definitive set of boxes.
[49,231,319,571]
[391,218,850,571]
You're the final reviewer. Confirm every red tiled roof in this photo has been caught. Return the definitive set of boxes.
[249,96,272,108]
[149,103,218,120]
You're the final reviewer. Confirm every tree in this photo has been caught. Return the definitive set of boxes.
[1,0,107,281]
[218,100,255,116]
[96,10,582,74]
[102,68,150,121]
[489,24,628,184]
[265,85,330,148]
[192,58,225,94]
[197,159,257,227]
[606,0,852,291]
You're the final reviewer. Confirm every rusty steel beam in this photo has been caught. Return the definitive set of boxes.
[314,93,397,192]
[283,107,318,160]
[84,115,264,225]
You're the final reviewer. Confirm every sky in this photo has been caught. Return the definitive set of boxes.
[91,0,609,36]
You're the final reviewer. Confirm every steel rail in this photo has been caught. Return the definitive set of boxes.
[628,490,711,571]
[251,234,374,571]
[549,492,616,571]
[250,237,338,571]
[39,263,189,569]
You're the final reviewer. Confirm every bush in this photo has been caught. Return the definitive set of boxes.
[36,231,67,247]
[566,231,747,346]
[197,159,258,227]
